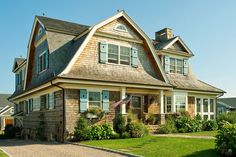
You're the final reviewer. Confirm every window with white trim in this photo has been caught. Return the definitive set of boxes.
[175,95,186,112]
[203,98,208,112]
[196,97,215,120]
[169,58,186,74]
[176,59,183,74]
[38,50,49,73]
[170,58,176,73]
[88,91,101,108]
[108,44,131,65]
[196,98,201,113]
[166,96,172,113]
[114,24,127,32]
[28,98,33,112]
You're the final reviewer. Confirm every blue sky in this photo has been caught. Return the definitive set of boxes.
[0,0,235,97]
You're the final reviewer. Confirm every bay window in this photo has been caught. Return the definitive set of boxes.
[196,97,215,120]
[203,98,208,112]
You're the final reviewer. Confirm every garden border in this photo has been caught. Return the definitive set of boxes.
[67,142,142,157]
[0,147,12,157]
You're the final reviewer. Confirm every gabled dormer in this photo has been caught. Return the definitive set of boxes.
[154,28,193,76]
[12,58,26,91]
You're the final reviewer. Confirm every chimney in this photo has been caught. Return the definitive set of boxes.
[155,28,173,42]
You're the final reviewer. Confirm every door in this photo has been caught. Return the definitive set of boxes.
[131,96,142,119]
[5,118,13,126]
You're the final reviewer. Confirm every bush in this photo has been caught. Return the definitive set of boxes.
[100,124,113,139]
[202,120,218,131]
[175,116,201,133]
[129,123,148,138]
[4,125,21,138]
[74,117,90,141]
[217,112,236,124]
[218,120,231,130]
[114,115,126,137]
[215,123,236,157]
[158,118,177,134]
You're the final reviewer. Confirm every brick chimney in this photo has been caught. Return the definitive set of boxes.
[155,28,173,42]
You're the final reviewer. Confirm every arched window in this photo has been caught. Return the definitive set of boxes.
[115,24,127,32]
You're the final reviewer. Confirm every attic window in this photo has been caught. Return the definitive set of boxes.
[114,24,127,32]
[38,27,42,36]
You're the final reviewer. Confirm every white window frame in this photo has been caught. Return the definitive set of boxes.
[107,44,131,66]
[195,97,215,120]
[165,96,172,113]
[38,50,48,73]
[87,90,102,109]
[114,24,128,32]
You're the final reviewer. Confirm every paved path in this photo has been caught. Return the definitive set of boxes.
[0,139,126,157]
[152,134,216,139]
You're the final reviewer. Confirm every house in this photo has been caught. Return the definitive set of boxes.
[9,11,225,142]
[217,97,236,116]
[0,94,14,130]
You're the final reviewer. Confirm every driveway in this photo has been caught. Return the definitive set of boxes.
[0,139,127,157]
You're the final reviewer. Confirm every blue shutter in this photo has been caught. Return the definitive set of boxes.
[99,42,107,63]
[80,89,88,112]
[131,47,138,68]
[164,55,170,73]
[39,97,42,111]
[183,59,188,75]
[45,50,49,69]
[102,90,109,112]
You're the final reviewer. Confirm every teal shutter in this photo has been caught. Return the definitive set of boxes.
[99,42,107,63]
[183,59,188,75]
[45,50,49,69]
[80,89,88,112]
[102,90,109,112]
[131,47,138,67]
[164,55,170,73]
[39,97,42,111]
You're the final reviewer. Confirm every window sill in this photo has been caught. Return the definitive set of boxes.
[105,62,131,67]
[38,69,48,75]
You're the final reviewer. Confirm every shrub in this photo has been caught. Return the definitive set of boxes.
[202,120,218,131]
[217,112,236,124]
[4,125,21,138]
[215,123,236,157]
[158,118,177,134]
[100,124,113,140]
[218,120,231,130]
[145,114,156,125]
[74,117,90,141]
[129,123,148,138]
[88,125,102,140]
[121,132,130,138]
[114,115,126,137]
[175,116,201,133]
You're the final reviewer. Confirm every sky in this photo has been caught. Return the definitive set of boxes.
[0,0,235,97]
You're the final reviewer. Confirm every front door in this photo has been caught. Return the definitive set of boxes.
[131,96,142,119]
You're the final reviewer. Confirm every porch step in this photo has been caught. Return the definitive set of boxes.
[146,125,160,134]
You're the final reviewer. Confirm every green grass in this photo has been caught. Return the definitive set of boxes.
[179,131,218,137]
[0,150,8,157]
[82,136,219,157]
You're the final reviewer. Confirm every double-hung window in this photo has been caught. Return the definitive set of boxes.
[175,95,186,112]
[170,58,176,73]
[38,50,49,73]
[108,44,131,65]
[166,96,172,113]
[28,99,33,112]
[176,59,183,74]
[88,91,101,108]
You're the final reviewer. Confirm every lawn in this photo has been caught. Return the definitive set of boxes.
[178,131,218,137]
[0,150,8,157]
[82,136,219,157]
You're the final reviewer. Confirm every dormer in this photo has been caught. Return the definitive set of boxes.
[154,28,194,76]
[12,58,26,91]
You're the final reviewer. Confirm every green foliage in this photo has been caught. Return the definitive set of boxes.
[85,108,105,119]
[114,114,126,137]
[217,112,236,124]
[215,123,236,157]
[202,120,218,131]
[218,120,231,130]
[175,116,198,133]
[145,114,157,125]
[129,123,148,138]
[74,117,90,141]
[158,118,177,134]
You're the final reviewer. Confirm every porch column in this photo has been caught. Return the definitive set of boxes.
[159,90,164,114]
[171,95,175,113]
[120,87,126,114]
[159,90,165,124]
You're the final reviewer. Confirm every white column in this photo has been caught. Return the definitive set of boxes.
[201,98,203,119]
[120,87,126,114]
[185,95,188,111]
[159,90,164,114]
[214,98,216,119]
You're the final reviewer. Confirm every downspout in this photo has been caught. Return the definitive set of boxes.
[50,80,65,143]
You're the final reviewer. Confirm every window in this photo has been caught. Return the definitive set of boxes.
[38,27,42,36]
[38,50,49,73]
[166,96,172,113]
[203,98,208,112]
[108,44,131,65]
[115,24,127,32]
[170,58,176,73]
[203,115,208,120]
[175,95,186,112]
[210,99,214,112]
[33,98,40,111]
[196,98,201,113]
[88,91,101,108]
[120,46,130,65]
[176,59,183,74]
[210,115,214,120]
[108,44,119,64]
[28,99,33,112]
[48,92,56,110]
[25,101,29,114]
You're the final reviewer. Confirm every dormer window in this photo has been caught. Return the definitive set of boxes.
[38,50,49,73]
[38,27,42,36]
[164,55,188,75]
[114,24,127,32]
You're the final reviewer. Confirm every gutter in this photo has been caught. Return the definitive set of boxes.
[50,80,65,143]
